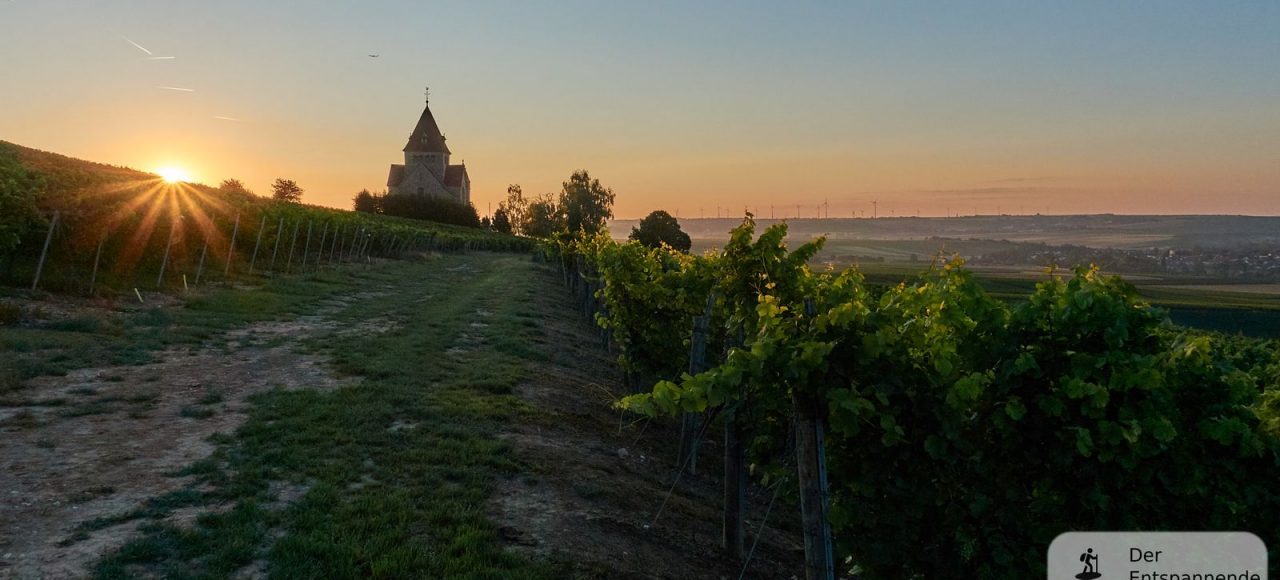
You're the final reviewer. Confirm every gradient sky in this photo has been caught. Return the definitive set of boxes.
[2,1,1278,217]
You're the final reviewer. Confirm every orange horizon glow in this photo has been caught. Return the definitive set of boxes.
[3,3,1278,218]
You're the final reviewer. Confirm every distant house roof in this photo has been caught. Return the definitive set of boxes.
[402,103,451,154]
[444,164,467,187]
[387,164,405,187]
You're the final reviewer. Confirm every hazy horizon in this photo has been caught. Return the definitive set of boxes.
[3,1,1278,218]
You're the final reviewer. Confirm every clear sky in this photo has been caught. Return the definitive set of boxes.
[2,1,1278,217]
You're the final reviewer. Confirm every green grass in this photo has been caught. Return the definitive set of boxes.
[0,269,364,396]
[90,254,568,579]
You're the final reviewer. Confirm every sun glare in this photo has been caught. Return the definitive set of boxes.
[157,166,190,183]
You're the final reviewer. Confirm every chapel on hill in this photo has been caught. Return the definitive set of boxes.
[386,94,470,204]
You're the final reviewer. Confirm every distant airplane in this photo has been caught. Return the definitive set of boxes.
[368,54,380,58]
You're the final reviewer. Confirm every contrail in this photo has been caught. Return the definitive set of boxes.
[146,56,176,60]
[214,116,240,121]
[157,86,195,92]
[123,36,153,56]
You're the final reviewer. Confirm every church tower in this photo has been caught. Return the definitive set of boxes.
[402,99,450,181]
[386,90,470,205]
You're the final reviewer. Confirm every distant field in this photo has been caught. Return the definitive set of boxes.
[637,216,1280,337]
[1163,284,1280,295]
[616,215,1280,250]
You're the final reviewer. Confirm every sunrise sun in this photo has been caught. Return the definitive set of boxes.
[156,166,190,183]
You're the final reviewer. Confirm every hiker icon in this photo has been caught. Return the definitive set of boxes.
[1076,547,1101,579]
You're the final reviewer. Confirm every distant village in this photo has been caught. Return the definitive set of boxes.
[971,242,1280,281]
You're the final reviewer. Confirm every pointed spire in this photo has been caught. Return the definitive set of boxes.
[402,100,450,154]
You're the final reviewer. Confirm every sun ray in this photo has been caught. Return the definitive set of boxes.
[183,186,234,215]
[111,181,167,222]
[175,184,218,235]
[114,189,172,274]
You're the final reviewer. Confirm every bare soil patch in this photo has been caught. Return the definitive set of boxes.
[0,295,376,579]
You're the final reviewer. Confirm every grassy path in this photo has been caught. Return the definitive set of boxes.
[3,252,803,579]
[87,253,562,578]
[1,254,561,578]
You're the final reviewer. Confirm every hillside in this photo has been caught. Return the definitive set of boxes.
[0,141,528,294]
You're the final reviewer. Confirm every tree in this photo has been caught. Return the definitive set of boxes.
[523,193,562,238]
[498,184,527,235]
[492,207,513,234]
[271,178,303,203]
[381,194,481,228]
[629,210,691,252]
[219,178,253,196]
[558,170,615,235]
[353,189,383,213]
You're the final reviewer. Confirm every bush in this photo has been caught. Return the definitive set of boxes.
[382,194,480,228]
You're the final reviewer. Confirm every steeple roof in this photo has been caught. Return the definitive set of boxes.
[402,102,451,154]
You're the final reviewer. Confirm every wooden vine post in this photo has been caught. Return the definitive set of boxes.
[723,324,747,560]
[30,210,59,291]
[312,222,328,269]
[248,214,268,274]
[268,217,285,272]
[346,227,362,261]
[88,231,106,295]
[298,220,313,272]
[794,298,835,580]
[156,217,179,288]
[224,212,240,277]
[679,294,715,475]
[285,220,302,272]
[329,224,342,264]
[194,232,209,286]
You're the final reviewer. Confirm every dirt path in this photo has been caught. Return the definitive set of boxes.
[0,293,382,579]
